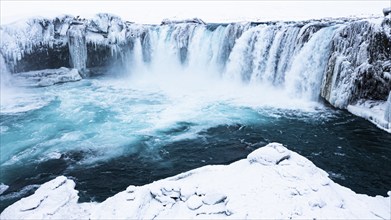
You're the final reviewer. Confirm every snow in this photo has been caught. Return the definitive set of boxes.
[12,67,82,87]
[347,99,391,133]
[1,143,390,219]
[161,18,206,25]
[247,142,291,165]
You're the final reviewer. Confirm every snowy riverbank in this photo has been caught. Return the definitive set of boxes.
[347,93,391,133]
[1,143,389,219]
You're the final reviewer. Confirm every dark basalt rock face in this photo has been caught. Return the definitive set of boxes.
[355,19,391,102]
[9,43,70,73]
[321,18,391,108]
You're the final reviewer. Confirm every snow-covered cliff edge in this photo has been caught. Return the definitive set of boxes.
[1,143,390,219]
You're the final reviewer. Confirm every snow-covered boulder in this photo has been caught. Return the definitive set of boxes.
[1,143,390,219]
[247,142,290,165]
[0,176,93,219]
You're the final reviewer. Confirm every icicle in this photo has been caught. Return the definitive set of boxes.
[385,92,391,126]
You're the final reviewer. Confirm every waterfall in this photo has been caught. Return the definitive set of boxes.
[0,55,11,88]
[285,26,337,101]
[1,15,389,108]
[67,23,88,77]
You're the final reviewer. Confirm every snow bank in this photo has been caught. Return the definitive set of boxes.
[12,67,82,87]
[347,98,391,133]
[1,143,390,219]
[161,18,206,25]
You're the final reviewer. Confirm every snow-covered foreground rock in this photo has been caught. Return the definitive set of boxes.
[1,143,390,219]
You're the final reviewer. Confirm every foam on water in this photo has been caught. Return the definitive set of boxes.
[0,69,326,168]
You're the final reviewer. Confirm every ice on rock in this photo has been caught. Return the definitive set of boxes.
[384,92,391,124]
[1,143,390,219]
[13,67,82,87]
[247,142,291,165]
[347,99,391,132]
[0,183,9,195]
[161,18,206,25]
[0,15,72,70]
[383,8,391,17]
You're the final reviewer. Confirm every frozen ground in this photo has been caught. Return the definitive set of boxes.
[1,143,389,219]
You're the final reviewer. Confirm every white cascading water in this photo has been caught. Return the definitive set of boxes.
[0,55,15,110]
[67,24,88,77]
[0,55,11,89]
[284,25,339,101]
[129,22,340,102]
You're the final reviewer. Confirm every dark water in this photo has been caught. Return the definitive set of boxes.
[1,105,390,212]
